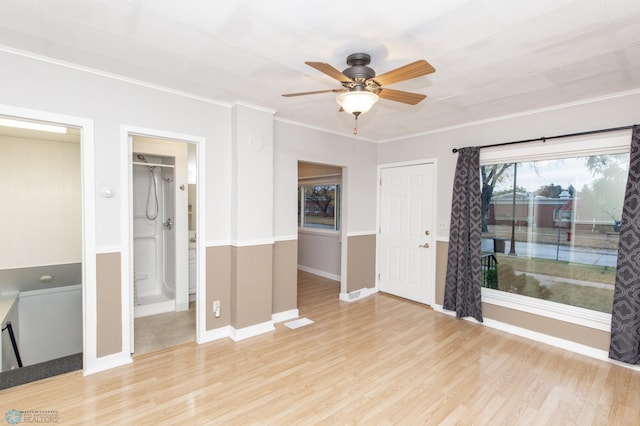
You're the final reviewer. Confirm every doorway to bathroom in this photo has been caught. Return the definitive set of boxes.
[129,134,197,355]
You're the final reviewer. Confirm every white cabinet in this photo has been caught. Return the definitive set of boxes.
[18,285,82,366]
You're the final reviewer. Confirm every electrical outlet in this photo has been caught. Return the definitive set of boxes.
[213,300,221,318]
[438,221,448,229]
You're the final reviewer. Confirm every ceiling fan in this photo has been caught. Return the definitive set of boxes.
[282,52,435,133]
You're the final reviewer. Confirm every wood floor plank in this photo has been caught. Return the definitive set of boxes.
[2,270,640,424]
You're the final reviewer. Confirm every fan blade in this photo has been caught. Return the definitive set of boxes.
[305,61,352,82]
[372,60,435,86]
[378,88,426,105]
[282,88,347,97]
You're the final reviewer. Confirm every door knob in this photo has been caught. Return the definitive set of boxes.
[425,230,430,235]
[419,243,430,249]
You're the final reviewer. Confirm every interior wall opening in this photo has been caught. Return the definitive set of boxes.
[297,161,343,291]
[0,116,83,389]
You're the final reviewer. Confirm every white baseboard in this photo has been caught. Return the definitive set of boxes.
[83,352,132,376]
[297,265,340,281]
[339,286,377,303]
[134,300,176,318]
[230,321,275,341]
[272,309,299,323]
[197,320,281,344]
[197,325,231,344]
[175,302,189,312]
[432,304,640,372]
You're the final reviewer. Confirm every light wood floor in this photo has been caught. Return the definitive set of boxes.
[2,270,640,424]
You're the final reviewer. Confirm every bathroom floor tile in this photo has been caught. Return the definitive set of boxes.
[133,302,195,356]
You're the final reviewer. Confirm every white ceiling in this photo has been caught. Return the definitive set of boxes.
[1,0,639,141]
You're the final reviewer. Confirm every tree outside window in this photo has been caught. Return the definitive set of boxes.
[298,184,340,231]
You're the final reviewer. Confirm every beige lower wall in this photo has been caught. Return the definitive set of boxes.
[206,243,288,330]
[206,245,231,330]
[482,303,610,350]
[94,238,373,355]
[231,244,273,329]
[346,234,376,293]
[206,244,286,331]
[435,241,448,306]
[435,240,610,351]
[273,239,298,314]
[96,252,122,358]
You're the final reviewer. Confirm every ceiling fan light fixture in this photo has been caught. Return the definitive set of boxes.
[335,91,379,116]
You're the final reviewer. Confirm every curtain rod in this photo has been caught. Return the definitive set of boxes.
[451,125,636,153]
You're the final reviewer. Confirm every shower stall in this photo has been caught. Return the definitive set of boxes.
[132,154,175,317]
[131,140,189,319]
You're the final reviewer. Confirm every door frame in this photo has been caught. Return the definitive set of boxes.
[297,159,348,297]
[121,125,206,354]
[376,159,438,305]
[0,104,96,374]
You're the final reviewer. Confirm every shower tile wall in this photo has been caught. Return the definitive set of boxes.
[132,140,190,319]
[132,165,167,301]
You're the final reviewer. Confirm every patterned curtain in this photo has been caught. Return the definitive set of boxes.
[610,125,640,364]
[444,147,483,322]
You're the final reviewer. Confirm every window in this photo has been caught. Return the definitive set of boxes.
[298,183,341,231]
[479,131,630,327]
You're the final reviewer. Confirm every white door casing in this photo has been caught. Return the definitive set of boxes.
[378,163,435,305]
[122,125,206,359]
[0,105,97,374]
[129,136,189,353]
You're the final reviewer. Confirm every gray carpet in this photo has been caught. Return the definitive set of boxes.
[0,353,82,390]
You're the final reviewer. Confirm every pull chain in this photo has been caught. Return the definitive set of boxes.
[353,112,361,136]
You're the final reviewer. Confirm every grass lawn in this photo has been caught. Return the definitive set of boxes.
[483,254,615,313]
[548,282,613,313]
[495,253,615,285]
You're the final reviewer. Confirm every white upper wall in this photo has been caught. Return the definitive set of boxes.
[378,90,640,239]
[0,135,80,268]
[273,121,378,238]
[231,104,274,243]
[0,51,232,248]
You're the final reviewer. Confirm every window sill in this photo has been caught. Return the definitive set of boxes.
[481,287,612,332]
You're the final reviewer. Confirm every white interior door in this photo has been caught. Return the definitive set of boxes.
[379,163,434,304]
